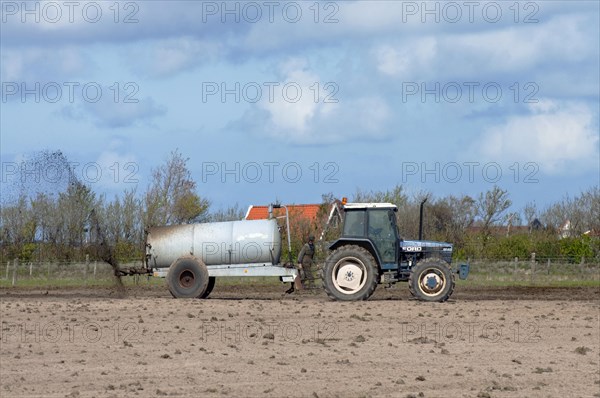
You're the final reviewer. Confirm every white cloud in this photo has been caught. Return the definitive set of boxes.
[1,47,88,82]
[474,99,599,174]
[258,58,322,134]
[439,15,593,76]
[374,37,437,78]
[129,37,223,78]
[252,58,391,144]
[365,14,596,84]
[60,93,167,128]
[87,97,167,128]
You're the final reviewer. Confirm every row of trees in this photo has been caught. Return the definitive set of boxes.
[342,185,599,262]
[1,150,598,263]
[1,150,212,262]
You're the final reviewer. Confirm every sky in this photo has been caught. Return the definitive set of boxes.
[1,0,599,215]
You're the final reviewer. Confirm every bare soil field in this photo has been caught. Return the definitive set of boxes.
[1,284,599,398]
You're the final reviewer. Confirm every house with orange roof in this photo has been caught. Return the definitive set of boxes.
[245,203,343,241]
[245,204,322,221]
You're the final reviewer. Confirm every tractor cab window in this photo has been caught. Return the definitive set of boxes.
[343,210,365,236]
[368,209,397,263]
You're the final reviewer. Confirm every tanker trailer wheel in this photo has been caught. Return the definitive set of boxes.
[200,277,216,299]
[167,257,209,299]
[408,258,455,302]
[322,245,378,301]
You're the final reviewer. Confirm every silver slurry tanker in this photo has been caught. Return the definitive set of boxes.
[147,219,282,268]
[145,204,300,298]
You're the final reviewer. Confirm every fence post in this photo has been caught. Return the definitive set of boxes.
[94,261,97,279]
[12,259,18,286]
[530,253,536,282]
[547,258,550,275]
[5,261,9,280]
[29,262,33,277]
[85,255,89,286]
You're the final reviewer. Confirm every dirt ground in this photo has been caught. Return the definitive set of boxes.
[1,284,599,398]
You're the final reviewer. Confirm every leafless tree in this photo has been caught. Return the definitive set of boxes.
[144,150,209,227]
[57,182,97,248]
[476,186,512,231]
[209,203,246,222]
[540,186,599,234]
[352,184,407,208]
[0,194,34,255]
[523,201,538,226]
[428,194,477,242]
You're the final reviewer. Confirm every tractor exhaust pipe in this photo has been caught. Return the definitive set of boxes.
[418,197,428,240]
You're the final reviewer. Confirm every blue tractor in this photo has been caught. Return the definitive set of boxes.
[322,201,469,302]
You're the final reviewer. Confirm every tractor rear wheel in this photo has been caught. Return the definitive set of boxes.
[323,245,378,301]
[409,258,455,302]
[167,256,209,299]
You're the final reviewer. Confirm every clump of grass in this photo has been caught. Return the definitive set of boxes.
[574,346,591,355]
[533,367,553,373]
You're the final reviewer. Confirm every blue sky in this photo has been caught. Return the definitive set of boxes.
[1,1,599,215]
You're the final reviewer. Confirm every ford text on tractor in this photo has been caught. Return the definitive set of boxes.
[322,200,470,302]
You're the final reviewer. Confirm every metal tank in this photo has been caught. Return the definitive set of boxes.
[146,219,282,269]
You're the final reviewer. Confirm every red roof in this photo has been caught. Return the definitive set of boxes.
[245,204,322,221]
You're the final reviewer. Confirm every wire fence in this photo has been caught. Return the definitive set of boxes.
[0,257,147,287]
[0,256,598,288]
[455,256,599,284]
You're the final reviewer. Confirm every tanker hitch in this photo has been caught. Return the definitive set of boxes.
[113,266,152,277]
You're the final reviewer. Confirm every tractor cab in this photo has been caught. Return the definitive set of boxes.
[340,203,400,269]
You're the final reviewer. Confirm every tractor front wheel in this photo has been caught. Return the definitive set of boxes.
[408,258,455,302]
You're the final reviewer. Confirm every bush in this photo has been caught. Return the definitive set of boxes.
[486,235,531,260]
[19,243,37,262]
[559,235,597,263]
[453,231,600,263]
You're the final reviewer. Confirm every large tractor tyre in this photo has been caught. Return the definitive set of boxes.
[408,258,455,302]
[323,245,379,301]
[200,277,216,299]
[167,257,210,299]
